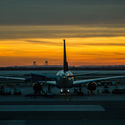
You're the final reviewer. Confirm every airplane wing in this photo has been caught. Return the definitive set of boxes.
[0,73,56,81]
[69,71,100,77]
[0,76,25,80]
[25,73,57,79]
[24,73,57,82]
[45,81,56,85]
[73,75,125,85]
[0,74,57,86]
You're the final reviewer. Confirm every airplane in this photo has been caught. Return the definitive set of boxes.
[0,39,125,95]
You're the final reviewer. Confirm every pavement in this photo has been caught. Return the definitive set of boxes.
[0,86,125,124]
[0,94,125,125]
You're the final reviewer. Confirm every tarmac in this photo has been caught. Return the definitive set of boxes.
[0,87,125,125]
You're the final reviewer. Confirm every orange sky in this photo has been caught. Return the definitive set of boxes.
[0,25,125,67]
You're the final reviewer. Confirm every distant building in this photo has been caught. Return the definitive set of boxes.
[45,60,48,65]
[33,61,36,66]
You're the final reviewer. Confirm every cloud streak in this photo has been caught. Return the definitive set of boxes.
[0,25,125,40]
[25,40,61,46]
[0,0,125,25]
[78,43,125,46]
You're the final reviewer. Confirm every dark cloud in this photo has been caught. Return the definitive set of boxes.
[78,43,125,46]
[78,51,125,57]
[25,40,61,46]
[26,40,52,44]
[0,0,125,25]
[0,25,125,40]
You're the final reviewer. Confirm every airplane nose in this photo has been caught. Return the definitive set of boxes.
[63,75,67,79]
[63,76,66,79]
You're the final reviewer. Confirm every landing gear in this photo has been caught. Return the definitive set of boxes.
[48,85,51,93]
[88,90,94,95]
[73,86,84,96]
[46,85,54,96]
[33,82,45,96]
[79,86,82,93]
[60,89,70,96]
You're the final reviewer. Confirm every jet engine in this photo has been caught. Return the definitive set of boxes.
[86,82,97,94]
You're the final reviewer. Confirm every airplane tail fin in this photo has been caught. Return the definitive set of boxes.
[63,39,69,72]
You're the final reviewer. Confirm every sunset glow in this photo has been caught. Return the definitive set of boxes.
[0,25,125,66]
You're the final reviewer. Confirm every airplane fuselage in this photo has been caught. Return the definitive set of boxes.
[56,70,74,88]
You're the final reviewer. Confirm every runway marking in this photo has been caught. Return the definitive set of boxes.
[0,105,105,111]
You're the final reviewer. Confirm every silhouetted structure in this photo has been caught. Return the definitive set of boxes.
[33,61,36,66]
[45,60,48,65]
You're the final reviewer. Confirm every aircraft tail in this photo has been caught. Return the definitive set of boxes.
[63,39,69,72]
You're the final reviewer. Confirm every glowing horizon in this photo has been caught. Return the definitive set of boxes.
[0,25,125,67]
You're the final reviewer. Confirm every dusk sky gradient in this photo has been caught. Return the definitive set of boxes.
[0,0,125,66]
